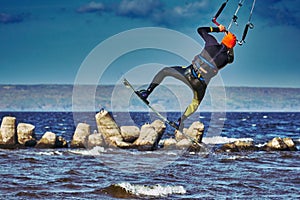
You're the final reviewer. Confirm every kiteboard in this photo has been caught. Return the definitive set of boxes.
[123,78,202,147]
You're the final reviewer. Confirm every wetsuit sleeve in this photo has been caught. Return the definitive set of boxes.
[197,27,220,46]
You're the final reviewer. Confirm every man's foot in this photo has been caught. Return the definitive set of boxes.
[136,89,149,104]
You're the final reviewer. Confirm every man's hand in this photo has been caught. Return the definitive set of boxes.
[218,25,226,32]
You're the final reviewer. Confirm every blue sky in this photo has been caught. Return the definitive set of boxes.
[1,0,300,87]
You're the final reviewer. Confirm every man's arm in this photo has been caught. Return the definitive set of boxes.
[197,25,225,46]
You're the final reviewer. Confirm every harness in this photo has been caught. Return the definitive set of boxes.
[191,54,219,82]
[191,66,205,82]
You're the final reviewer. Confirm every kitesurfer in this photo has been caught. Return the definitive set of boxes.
[137,24,236,129]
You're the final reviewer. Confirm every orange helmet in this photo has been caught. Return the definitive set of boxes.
[222,32,236,49]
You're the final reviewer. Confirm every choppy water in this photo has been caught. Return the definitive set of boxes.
[0,112,300,199]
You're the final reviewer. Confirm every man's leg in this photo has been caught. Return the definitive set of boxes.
[182,93,201,121]
[176,78,206,129]
[138,66,188,101]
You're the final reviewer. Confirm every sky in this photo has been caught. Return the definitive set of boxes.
[1,0,300,88]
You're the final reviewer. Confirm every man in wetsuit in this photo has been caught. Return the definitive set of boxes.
[137,24,236,129]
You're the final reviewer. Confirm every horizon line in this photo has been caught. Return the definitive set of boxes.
[0,83,299,89]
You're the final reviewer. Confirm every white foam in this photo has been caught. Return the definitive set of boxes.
[117,182,186,197]
[202,136,253,145]
[68,146,105,156]
[225,155,249,160]
[36,151,63,156]
[256,143,267,148]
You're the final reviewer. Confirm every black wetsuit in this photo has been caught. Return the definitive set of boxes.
[146,27,233,121]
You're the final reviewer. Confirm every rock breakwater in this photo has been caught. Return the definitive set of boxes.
[0,110,298,152]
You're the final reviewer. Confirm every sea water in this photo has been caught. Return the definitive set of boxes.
[0,112,299,199]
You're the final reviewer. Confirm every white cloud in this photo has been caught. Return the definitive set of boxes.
[173,1,209,18]
[151,1,212,27]
[75,0,216,28]
[76,1,106,13]
[116,0,162,17]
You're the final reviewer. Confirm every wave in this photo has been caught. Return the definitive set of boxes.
[68,146,106,156]
[35,151,63,156]
[202,136,253,145]
[101,182,186,198]
[68,146,182,156]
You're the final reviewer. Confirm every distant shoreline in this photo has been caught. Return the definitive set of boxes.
[1,85,299,112]
[1,84,300,89]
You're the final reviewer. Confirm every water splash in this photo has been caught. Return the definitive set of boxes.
[110,182,186,197]
[202,136,253,144]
